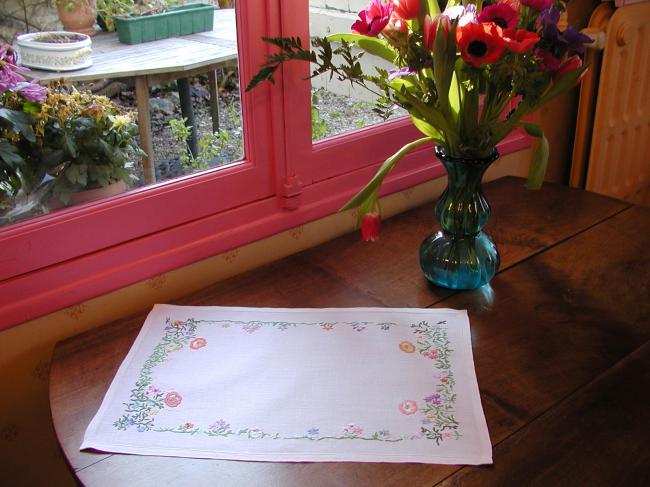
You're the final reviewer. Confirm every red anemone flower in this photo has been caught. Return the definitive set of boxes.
[477,3,519,30]
[392,0,420,20]
[456,22,506,68]
[503,29,540,53]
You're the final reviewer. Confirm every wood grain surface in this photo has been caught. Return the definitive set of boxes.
[49,177,650,486]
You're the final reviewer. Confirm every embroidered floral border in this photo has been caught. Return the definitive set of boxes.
[114,317,459,445]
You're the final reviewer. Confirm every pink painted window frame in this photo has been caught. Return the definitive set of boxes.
[0,0,530,330]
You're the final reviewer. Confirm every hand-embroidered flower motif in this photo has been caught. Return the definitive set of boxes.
[399,399,418,415]
[166,343,183,353]
[351,323,366,332]
[164,392,182,408]
[189,338,207,350]
[182,422,194,430]
[422,348,439,359]
[399,341,416,353]
[321,324,334,331]
[344,424,364,436]
[243,323,262,333]
[307,428,320,437]
[424,393,442,405]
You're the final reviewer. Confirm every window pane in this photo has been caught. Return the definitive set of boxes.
[309,1,406,141]
[1,3,243,227]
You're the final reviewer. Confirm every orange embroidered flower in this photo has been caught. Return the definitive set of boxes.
[399,341,416,353]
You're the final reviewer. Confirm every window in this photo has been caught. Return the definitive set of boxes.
[0,0,529,329]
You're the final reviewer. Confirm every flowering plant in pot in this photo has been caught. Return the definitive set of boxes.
[1,43,142,224]
[247,0,591,289]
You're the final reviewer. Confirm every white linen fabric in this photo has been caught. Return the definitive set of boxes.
[82,305,492,464]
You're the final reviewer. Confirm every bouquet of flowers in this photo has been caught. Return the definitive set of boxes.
[247,0,591,240]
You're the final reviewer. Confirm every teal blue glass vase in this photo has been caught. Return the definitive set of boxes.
[419,146,500,290]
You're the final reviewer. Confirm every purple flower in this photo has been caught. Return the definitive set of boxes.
[388,67,415,81]
[307,428,319,436]
[560,27,592,55]
[539,8,561,44]
[424,393,442,405]
[15,81,47,102]
[0,66,25,94]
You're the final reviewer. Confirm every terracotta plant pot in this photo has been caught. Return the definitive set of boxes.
[57,0,97,36]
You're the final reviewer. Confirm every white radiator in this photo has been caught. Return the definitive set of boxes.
[570,1,650,206]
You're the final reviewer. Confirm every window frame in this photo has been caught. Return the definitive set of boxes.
[0,0,530,330]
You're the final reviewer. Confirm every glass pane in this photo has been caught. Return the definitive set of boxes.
[1,1,243,227]
[309,1,406,141]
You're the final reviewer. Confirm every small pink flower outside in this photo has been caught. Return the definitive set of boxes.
[190,338,207,350]
[164,392,182,408]
[399,399,418,415]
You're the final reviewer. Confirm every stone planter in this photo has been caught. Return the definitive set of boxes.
[15,31,92,72]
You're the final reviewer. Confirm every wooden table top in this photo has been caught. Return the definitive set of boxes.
[26,9,237,83]
[49,177,650,486]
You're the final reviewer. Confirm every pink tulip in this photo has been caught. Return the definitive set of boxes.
[535,48,561,72]
[383,13,409,45]
[423,14,450,50]
[553,55,585,83]
[361,212,381,242]
[352,0,394,37]
[392,0,419,20]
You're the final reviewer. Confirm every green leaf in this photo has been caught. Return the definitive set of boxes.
[520,122,549,190]
[340,137,431,211]
[409,113,444,142]
[0,140,23,166]
[0,108,36,142]
[327,34,397,63]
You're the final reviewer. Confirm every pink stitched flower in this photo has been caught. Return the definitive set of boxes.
[422,348,439,359]
[189,337,207,350]
[321,324,335,331]
[164,392,182,408]
[399,399,418,415]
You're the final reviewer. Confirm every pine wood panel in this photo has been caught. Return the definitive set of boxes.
[49,177,650,486]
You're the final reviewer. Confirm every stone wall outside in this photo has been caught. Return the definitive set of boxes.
[0,0,60,43]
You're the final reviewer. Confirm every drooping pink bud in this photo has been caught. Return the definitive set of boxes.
[361,212,381,242]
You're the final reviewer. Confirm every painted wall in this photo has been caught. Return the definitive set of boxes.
[0,151,529,486]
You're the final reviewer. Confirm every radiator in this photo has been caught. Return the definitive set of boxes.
[570,1,650,206]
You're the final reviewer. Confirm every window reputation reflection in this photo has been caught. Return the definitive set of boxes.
[309,1,407,141]
[1,4,242,227]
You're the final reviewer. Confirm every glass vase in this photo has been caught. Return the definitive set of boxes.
[419,146,500,290]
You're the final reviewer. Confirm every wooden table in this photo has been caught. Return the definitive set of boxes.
[49,177,650,486]
[26,9,237,184]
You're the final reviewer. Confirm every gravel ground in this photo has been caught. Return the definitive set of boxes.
[111,73,405,186]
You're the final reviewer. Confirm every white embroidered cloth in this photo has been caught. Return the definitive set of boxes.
[82,305,491,464]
